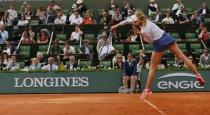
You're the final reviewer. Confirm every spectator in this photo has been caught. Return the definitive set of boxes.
[28,26,35,39]
[20,2,31,14]
[113,53,124,69]
[148,0,159,21]
[199,49,210,66]
[80,40,93,61]
[108,0,118,16]
[112,29,121,42]
[47,6,57,23]
[3,41,16,55]
[191,10,200,24]
[122,53,138,93]
[24,6,32,20]
[41,57,58,71]
[111,8,122,25]
[98,9,111,25]
[198,2,210,23]
[112,51,125,64]
[54,12,66,24]
[0,14,11,26]
[5,56,20,71]
[199,27,210,46]
[36,7,47,24]
[69,10,83,25]
[6,5,17,23]
[63,42,76,63]
[162,13,175,24]
[50,40,61,64]
[171,0,184,15]
[76,0,87,15]
[0,24,8,44]
[37,52,45,65]
[0,55,6,70]
[17,15,28,26]
[2,52,10,66]
[29,58,41,70]
[82,12,94,25]
[121,0,135,20]
[21,30,34,44]
[38,30,49,43]
[47,0,61,11]
[125,25,140,42]
[135,50,147,68]
[65,55,78,71]
[69,25,83,42]
[177,6,189,24]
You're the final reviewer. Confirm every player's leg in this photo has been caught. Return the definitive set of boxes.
[130,75,137,93]
[167,43,205,85]
[140,51,164,100]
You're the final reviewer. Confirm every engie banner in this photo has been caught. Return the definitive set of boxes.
[141,70,210,92]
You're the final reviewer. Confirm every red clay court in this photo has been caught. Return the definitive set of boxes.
[0,92,209,115]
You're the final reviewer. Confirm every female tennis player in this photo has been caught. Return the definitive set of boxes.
[111,10,205,100]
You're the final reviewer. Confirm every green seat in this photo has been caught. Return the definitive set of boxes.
[160,8,169,13]
[178,43,187,52]
[129,44,140,54]
[113,44,124,51]
[191,44,203,55]
[204,18,210,24]
[29,20,39,25]
[171,33,179,39]
[19,46,30,57]
[144,44,153,53]
[84,34,95,41]
[63,9,70,16]
[80,61,91,67]
[38,45,48,54]
[100,61,112,67]
[17,62,25,69]
[185,8,193,14]
[185,33,198,42]
[56,34,67,41]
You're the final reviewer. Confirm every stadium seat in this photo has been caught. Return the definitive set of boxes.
[19,46,31,58]
[144,44,153,54]
[113,44,124,51]
[190,43,203,55]
[177,43,187,52]
[56,34,67,41]
[185,8,193,14]
[84,34,95,41]
[38,45,48,54]
[204,18,210,24]
[63,9,70,16]
[129,44,140,54]
[29,20,39,25]
[100,61,112,67]
[17,62,25,69]
[185,33,198,42]
[80,60,91,68]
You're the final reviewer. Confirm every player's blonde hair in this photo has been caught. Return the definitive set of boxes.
[135,10,147,26]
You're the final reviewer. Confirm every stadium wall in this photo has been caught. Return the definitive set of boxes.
[1,0,210,11]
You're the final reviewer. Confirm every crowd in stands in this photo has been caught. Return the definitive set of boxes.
[0,0,209,72]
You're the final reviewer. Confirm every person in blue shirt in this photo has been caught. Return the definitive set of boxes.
[0,24,8,44]
[123,53,138,93]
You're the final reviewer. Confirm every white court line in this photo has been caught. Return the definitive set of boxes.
[143,99,167,115]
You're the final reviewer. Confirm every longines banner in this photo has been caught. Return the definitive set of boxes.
[0,72,122,94]
[141,70,210,92]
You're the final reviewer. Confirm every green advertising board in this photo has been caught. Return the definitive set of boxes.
[141,70,210,92]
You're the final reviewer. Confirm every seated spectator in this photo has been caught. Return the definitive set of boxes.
[28,26,35,39]
[37,52,46,65]
[38,30,49,43]
[199,27,210,47]
[191,10,200,24]
[199,49,210,67]
[5,56,20,71]
[20,2,31,14]
[198,2,210,23]
[50,40,61,64]
[24,6,32,20]
[0,55,6,70]
[65,55,78,71]
[7,5,18,22]
[112,51,125,64]
[111,8,122,25]
[3,41,16,55]
[0,24,8,44]
[121,0,135,20]
[0,13,11,26]
[29,58,41,70]
[17,15,28,26]
[54,12,66,24]
[178,14,190,24]
[47,0,61,11]
[113,53,124,69]
[171,0,184,15]
[69,10,83,25]
[125,9,135,20]
[76,0,87,15]
[69,25,83,42]
[108,0,118,15]
[162,13,175,24]
[122,53,137,93]
[125,26,140,42]
[41,57,58,71]
[47,6,57,23]
[21,31,34,44]
[2,52,10,66]
[63,42,76,63]
[112,29,121,42]
[80,40,93,61]
[82,12,94,25]
[148,0,159,21]
[98,9,111,25]
[135,50,147,68]
[36,7,47,24]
